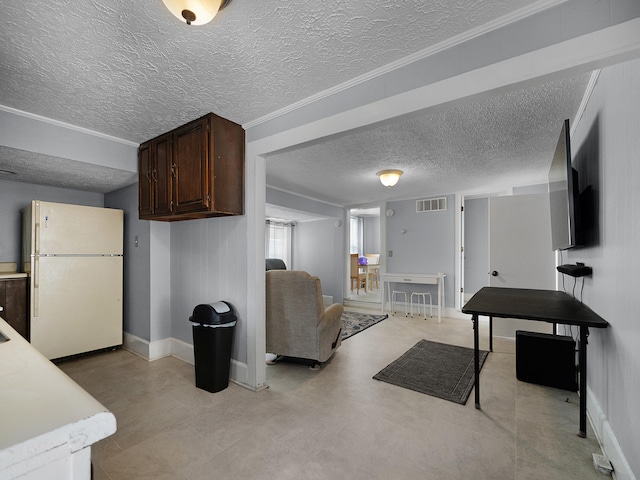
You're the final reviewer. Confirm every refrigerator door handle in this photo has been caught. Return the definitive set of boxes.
[34,223,41,256]
[33,256,39,317]
[34,201,41,255]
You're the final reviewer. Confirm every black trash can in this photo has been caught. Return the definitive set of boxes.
[190,301,237,393]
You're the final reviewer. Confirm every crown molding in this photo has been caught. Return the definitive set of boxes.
[267,184,346,209]
[571,69,601,138]
[0,104,140,148]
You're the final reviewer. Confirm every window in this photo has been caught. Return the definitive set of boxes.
[350,216,363,254]
[265,220,293,268]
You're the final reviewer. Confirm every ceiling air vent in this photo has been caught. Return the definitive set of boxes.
[416,197,447,213]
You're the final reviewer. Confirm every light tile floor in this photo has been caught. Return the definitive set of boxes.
[344,288,382,304]
[59,310,606,479]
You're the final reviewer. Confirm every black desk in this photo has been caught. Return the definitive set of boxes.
[462,287,608,438]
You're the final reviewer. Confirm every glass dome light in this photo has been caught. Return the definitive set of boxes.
[162,0,229,25]
[376,169,403,188]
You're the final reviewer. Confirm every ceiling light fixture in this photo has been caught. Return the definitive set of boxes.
[376,169,403,188]
[162,0,231,25]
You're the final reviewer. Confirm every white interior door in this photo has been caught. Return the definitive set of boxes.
[489,193,556,337]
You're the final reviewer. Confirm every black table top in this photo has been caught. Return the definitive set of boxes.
[462,287,608,328]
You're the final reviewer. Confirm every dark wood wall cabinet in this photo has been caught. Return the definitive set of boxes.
[139,113,245,221]
[0,277,29,340]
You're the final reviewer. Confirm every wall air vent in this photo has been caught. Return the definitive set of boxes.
[416,197,447,213]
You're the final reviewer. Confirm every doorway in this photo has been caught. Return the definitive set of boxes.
[461,192,556,337]
[346,206,381,305]
[460,196,490,306]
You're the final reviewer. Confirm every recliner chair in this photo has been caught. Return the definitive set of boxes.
[266,270,343,366]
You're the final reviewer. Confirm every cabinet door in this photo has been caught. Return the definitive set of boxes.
[153,133,173,216]
[0,279,28,340]
[173,117,209,213]
[138,142,153,217]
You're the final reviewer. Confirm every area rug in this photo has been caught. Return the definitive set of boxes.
[373,339,489,405]
[341,312,388,340]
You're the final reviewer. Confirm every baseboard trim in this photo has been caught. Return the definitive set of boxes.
[587,387,636,480]
[122,332,251,390]
[148,338,172,361]
[122,332,152,360]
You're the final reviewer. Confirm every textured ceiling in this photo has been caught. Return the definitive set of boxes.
[266,72,592,206]
[0,146,137,194]
[1,0,531,142]
[0,0,591,205]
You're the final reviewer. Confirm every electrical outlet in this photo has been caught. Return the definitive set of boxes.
[388,250,393,257]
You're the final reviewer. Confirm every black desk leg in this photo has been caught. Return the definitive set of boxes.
[472,313,480,409]
[578,326,588,438]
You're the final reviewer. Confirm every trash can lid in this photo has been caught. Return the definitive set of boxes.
[190,301,237,325]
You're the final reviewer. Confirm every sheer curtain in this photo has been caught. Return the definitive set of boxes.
[350,216,363,254]
[265,220,293,269]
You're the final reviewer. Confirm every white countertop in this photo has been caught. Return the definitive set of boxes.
[0,273,27,280]
[0,318,116,478]
[0,263,26,279]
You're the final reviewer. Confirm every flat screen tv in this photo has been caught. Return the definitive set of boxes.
[548,119,580,251]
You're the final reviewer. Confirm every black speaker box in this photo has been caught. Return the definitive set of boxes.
[516,330,578,391]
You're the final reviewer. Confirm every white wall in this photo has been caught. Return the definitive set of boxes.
[150,222,171,343]
[294,218,345,304]
[265,186,345,302]
[386,195,455,307]
[105,184,151,341]
[363,216,381,255]
[562,58,640,478]
[170,216,248,364]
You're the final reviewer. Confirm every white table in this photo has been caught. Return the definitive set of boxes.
[380,273,446,322]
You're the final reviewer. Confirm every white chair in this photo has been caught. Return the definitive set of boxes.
[391,291,408,317]
[410,292,433,319]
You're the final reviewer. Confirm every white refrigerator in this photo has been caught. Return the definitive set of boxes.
[23,200,124,360]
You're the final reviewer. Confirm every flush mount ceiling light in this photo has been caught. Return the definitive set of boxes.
[376,169,403,188]
[162,0,231,25]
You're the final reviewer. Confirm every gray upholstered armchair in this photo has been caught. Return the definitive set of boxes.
[266,270,343,366]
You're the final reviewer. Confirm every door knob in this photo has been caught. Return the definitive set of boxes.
[491,271,498,276]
